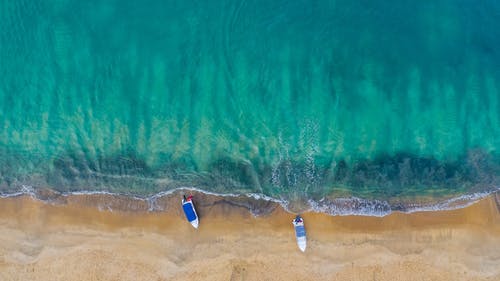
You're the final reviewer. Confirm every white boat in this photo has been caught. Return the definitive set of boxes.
[182,195,199,229]
[293,215,307,252]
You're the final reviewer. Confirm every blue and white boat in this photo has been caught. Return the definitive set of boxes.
[293,215,307,252]
[182,195,199,229]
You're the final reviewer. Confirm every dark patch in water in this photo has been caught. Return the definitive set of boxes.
[208,158,260,190]
[324,150,499,198]
[0,148,498,202]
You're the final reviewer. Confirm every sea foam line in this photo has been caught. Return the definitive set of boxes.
[399,191,493,213]
[0,186,288,214]
[1,185,498,217]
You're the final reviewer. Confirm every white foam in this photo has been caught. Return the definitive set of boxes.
[0,185,498,217]
[308,197,392,217]
[0,185,36,199]
[401,191,492,213]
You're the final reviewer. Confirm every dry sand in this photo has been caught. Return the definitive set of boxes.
[0,192,499,281]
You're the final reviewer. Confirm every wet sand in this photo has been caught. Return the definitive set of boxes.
[0,192,499,281]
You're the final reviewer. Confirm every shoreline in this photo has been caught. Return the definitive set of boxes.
[0,192,499,280]
[1,186,498,217]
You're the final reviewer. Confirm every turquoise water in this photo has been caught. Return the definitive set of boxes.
[1,0,499,206]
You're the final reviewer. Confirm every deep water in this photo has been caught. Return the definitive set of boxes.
[1,0,499,207]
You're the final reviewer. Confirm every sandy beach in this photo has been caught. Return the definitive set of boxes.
[0,192,499,281]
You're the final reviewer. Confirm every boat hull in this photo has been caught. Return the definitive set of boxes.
[190,218,199,229]
[293,219,307,252]
[296,236,307,252]
[182,200,199,229]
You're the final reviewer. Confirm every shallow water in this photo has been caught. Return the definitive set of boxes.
[0,0,499,210]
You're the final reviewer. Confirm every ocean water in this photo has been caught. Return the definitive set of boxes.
[1,0,499,213]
